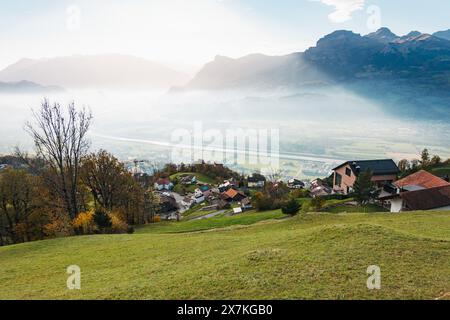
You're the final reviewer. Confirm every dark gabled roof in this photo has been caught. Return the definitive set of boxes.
[401,185,450,210]
[333,159,399,176]
[288,178,304,185]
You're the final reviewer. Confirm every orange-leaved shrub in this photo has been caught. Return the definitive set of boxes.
[73,210,96,235]
[109,210,129,234]
[150,215,161,223]
[73,209,131,235]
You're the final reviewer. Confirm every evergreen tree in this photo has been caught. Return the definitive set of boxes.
[353,170,379,205]
[281,198,301,216]
[93,208,112,232]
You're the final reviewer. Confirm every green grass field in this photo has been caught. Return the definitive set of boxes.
[428,166,450,177]
[170,172,217,194]
[325,204,387,213]
[170,172,216,184]
[137,210,285,233]
[0,211,449,300]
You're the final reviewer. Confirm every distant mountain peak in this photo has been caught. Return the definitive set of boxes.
[214,55,232,62]
[365,27,399,43]
[405,31,422,38]
[314,30,366,49]
[323,30,361,39]
[375,27,395,34]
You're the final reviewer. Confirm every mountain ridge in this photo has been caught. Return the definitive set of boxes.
[0,54,190,90]
[180,27,450,92]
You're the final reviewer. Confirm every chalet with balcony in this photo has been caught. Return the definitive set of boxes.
[332,159,399,194]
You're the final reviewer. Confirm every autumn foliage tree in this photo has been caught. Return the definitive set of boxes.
[253,182,290,211]
[81,150,155,225]
[0,101,163,246]
[81,150,134,210]
[0,169,55,244]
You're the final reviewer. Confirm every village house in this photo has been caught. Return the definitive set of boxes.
[310,185,332,198]
[154,178,174,191]
[380,170,450,212]
[181,196,194,208]
[247,176,266,188]
[288,178,305,189]
[394,170,449,190]
[381,185,450,212]
[220,188,247,203]
[332,159,399,194]
[198,185,212,197]
[180,175,197,185]
[380,169,450,197]
[241,197,253,211]
[218,180,238,193]
[158,192,179,213]
[311,178,326,189]
[194,189,205,204]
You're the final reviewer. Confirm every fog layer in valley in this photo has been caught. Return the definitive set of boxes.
[1,87,449,179]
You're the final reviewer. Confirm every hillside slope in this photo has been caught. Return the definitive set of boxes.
[0,211,449,300]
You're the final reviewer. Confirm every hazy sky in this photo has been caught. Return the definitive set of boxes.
[1,0,449,71]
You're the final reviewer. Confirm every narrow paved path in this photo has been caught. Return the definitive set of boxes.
[192,210,226,220]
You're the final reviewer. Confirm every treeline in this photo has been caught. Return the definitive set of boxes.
[156,161,242,183]
[398,148,450,178]
[0,100,159,246]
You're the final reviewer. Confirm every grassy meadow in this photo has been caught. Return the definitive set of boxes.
[0,211,449,300]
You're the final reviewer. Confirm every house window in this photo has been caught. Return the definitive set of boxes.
[335,173,342,187]
[345,167,352,177]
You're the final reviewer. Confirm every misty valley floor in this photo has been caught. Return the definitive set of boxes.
[2,89,450,180]
[0,211,449,300]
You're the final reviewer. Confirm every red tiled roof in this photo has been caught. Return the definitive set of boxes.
[224,188,238,199]
[394,170,449,189]
[156,178,170,185]
[220,188,245,200]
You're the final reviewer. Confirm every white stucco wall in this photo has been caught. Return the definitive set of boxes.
[390,199,403,213]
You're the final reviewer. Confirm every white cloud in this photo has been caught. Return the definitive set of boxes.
[312,0,365,23]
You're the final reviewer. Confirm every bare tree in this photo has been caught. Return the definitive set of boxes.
[265,167,283,183]
[25,99,92,219]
